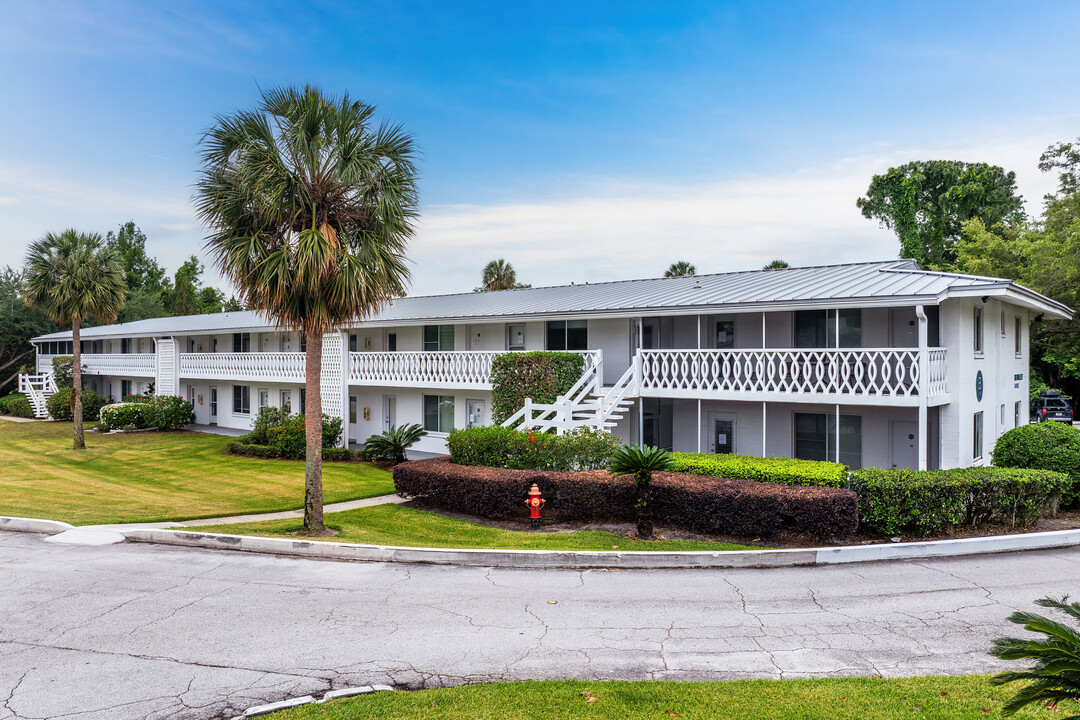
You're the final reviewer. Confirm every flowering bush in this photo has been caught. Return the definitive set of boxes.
[98,403,149,431]
[46,388,109,421]
[253,412,344,460]
[98,396,194,431]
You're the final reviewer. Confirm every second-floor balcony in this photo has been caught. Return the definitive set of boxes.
[638,347,949,406]
[179,352,306,383]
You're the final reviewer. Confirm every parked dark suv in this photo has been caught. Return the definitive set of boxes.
[1031,390,1074,424]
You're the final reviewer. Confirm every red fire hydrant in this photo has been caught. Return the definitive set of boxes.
[526,483,545,530]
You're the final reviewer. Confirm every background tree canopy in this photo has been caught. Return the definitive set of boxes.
[857,160,1025,268]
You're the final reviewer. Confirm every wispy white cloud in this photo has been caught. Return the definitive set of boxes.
[406,134,1063,295]
[0,196,16,206]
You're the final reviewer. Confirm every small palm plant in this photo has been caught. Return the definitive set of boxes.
[364,424,427,464]
[608,444,674,540]
[989,595,1080,718]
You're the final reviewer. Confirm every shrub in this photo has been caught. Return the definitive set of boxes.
[364,424,427,463]
[322,447,357,462]
[490,351,585,424]
[262,413,342,459]
[322,414,343,448]
[46,388,108,421]
[0,393,33,418]
[245,406,291,445]
[225,441,279,459]
[669,452,849,488]
[994,421,1080,505]
[847,467,1069,536]
[448,425,622,470]
[141,395,195,430]
[51,356,77,388]
[98,403,149,431]
[394,458,859,539]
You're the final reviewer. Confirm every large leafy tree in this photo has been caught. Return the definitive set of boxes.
[956,138,1080,396]
[477,258,529,292]
[664,261,696,277]
[857,160,1025,268]
[24,230,126,449]
[0,266,57,393]
[196,85,418,533]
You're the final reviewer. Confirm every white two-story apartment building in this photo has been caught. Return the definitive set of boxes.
[23,260,1071,470]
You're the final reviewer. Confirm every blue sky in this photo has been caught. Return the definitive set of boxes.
[1,1,1078,295]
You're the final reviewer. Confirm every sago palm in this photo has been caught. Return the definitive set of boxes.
[664,261,696,278]
[989,596,1080,718]
[481,259,519,291]
[363,423,427,464]
[196,85,419,533]
[24,230,126,449]
[608,444,675,539]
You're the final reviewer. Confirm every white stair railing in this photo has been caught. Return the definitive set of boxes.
[17,372,56,418]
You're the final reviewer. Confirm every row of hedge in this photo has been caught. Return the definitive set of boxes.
[229,406,345,460]
[98,396,195,431]
[668,452,849,488]
[225,442,358,462]
[0,393,33,418]
[394,458,859,539]
[447,426,621,471]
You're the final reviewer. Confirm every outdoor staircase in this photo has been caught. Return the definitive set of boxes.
[18,372,57,418]
[502,353,639,434]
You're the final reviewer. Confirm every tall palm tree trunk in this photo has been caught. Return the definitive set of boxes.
[303,329,324,532]
[72,320,84,450]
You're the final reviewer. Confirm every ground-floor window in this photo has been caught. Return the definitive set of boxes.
[423,394,454,433]
[121,380,132,399]
[233,385,250,414]
[794,412,862,469]
[349,396,357,424]
[973,412,983,461]
[1014,401,1022,428]
[299,388,306,414]
[258,389,269,411]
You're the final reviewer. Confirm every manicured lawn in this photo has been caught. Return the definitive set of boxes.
[269,677,1054,719]
[196,503,763,551]
[0,420,394,525]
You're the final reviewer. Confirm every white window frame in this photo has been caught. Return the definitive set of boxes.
[973,306,984,355]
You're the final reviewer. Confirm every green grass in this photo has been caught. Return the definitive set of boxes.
[269,677,1055,719]
[0,420,394,525]
[196,503,763,551]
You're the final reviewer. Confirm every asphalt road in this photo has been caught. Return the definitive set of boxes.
[2,530,1079,720]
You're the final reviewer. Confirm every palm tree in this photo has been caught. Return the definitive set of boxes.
[363,423,427,464]
[196,85,418,533]
[763,259,790,269]
[664,261,696,277]
[608,444,675,539]
[24,230,126,449]
[479,258,525,291]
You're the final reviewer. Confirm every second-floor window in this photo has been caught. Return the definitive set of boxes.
[121,338,132,354]
[424,325,454,351]
[973,307,984,354]
[794,309,861,348]
[349,334,358,352]
[546,320,588,351]
[1015,316,1022,356]
[233,333,250,353]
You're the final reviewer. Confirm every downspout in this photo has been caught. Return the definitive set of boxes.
[916,305,929,471]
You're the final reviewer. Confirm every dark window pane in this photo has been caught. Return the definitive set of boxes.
[423,395,439,431]
[566,320,588,350]
[388,333,397,352]
[794,413,828,461]
[836,309,862,348]
[546,321,566,350]
[439,325,455,351]
[794,311,827,348]
[423,325,439,351]
[349,335,357,352]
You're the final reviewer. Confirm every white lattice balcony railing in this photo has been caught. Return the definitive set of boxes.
[348,350,603,389]
[638,348,948,405]
[81,353,157,377]
[349,351,499,388]
[179,352,306,383]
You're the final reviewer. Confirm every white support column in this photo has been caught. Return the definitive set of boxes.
[916,305,929,470]
[697,314,702,454]
[638,316,644,447]
[340,330,350,448]
[835,403,840,464]
[834,307,840,348]
[762,311,766,348]
[762,401,767,457]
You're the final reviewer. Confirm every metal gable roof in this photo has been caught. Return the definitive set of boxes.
[31,259,1072,341]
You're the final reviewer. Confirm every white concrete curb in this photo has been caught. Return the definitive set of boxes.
[120,526,1080,569]
[232,684,394,719]
[0,516,74,535]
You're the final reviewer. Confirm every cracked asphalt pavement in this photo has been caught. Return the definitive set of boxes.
[2,530,1078,720]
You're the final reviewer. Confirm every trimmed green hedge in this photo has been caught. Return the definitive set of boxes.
[668,452,849,488]
[490,351,585,424]
[848,467,1069,535]
[448,425,622,471]
[0,393,33,418]
[225,441,360,462]
[993,421,1080,505]
[46,387,109,421]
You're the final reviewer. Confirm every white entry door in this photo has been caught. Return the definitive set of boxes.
[384,395,397,431]
[466,399,485,428]
[280,390,292,413]
[890,421,918,469]
[209,387,218,424]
